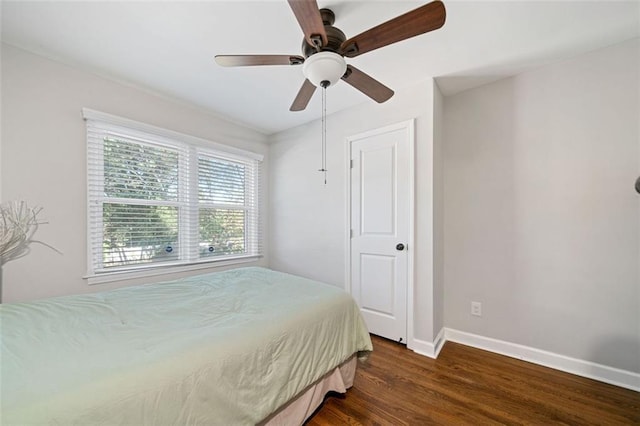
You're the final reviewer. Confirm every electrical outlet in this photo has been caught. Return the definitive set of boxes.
[471,301,482,317]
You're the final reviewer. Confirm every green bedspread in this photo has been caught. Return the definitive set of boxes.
[0,267,372,425]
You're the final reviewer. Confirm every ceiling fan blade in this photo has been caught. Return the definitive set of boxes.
[341,65,394,103]
[287,0,328,48]
[340,0,446,58]
[290,79,316,111]
[215,55,305,67]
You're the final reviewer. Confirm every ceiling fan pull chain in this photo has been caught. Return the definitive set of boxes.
[319,84,328,185]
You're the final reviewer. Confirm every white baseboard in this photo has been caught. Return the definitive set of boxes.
[408,328,445,359]
[443,328,640,392]
[409,337,438,358]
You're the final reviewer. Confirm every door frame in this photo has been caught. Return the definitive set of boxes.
[344,118,416,348]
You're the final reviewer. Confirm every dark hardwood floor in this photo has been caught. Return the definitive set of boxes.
[306,335,640,425]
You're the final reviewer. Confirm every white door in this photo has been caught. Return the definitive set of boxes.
[348,121,413,343]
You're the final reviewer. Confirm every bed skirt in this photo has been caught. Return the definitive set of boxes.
[261,354,358,425]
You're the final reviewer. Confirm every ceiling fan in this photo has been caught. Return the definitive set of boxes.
[215,0,446,112]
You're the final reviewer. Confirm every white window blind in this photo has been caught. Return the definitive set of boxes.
[85,109,262,276]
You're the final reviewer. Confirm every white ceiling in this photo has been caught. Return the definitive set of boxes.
[2,1,639,135]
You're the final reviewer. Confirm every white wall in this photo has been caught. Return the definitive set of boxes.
[443,38,640,373]
[269,79,438,344]
[1,44,269,302]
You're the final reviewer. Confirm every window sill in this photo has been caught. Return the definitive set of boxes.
[84,255,263,285]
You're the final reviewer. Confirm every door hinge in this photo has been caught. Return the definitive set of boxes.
[350,229,353,238]
[350,159,353,169]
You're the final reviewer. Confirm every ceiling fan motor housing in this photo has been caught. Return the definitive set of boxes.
[301,9,347,57]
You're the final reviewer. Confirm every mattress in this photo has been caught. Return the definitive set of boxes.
[0,267,372,425]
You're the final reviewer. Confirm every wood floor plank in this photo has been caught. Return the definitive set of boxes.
[306,335,640,425]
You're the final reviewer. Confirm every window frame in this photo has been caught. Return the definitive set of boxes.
[83,108,263,284]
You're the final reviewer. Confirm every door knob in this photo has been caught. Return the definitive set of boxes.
[396,243,405,251]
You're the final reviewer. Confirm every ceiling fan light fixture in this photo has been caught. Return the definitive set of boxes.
[302,52,347,88]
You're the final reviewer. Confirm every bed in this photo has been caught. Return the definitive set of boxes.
[0,267,372,425]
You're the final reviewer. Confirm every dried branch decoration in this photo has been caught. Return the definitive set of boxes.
[0,201,43,264]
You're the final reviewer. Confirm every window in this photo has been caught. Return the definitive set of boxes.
[84,109,262,278]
